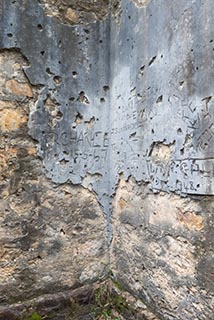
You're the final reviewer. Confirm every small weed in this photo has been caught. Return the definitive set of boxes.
[26,312,42,320]
[94,282,127,320]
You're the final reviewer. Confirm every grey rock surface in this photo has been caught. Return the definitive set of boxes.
[0,0,214,319]
[2,0,214,241]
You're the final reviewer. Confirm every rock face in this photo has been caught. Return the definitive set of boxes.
[0,0,214,319]
[0,49,108,313]
[38,0,120,25]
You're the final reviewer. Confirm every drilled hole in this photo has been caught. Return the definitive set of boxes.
[156,95,163,103]
[46,67,53,75]
[78,91,89,104]
[72,71,78,79]
[177,128,182,135]
[37,24,43,31]
[54,76,62,84]
[103,85,110,92]
[56,110,63,120]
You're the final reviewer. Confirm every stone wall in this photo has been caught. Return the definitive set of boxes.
[0,0,214,319]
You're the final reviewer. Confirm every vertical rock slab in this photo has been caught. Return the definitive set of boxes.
[111,0,214,319]
[0,4,109,311]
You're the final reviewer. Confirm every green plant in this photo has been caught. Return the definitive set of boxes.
[93,282,127,320]
[26,312,42,320]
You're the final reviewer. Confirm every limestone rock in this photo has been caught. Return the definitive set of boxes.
[5,79,33,97]
[0,1,213,319]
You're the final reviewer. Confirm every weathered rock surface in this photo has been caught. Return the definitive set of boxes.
[111,177,214,319]
[38,0,120,25]
[0,50,108,310]
[0,0,214,319]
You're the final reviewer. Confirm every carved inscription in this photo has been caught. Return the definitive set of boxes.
[2,0,214,217]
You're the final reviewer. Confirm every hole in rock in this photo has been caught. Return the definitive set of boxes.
[180,148,184,155]
[103,85,110,92]
[75,112,83,125]
[46,67,54,75]
[86,116,95,129]
[54,75,62,84]
[140,65,145,75]
[59,159,69,165]
[156,95,163,103]
[78,91,89,104]
[37,24,43,31]
[177,128,183,135]
[56,111,63,120]
[149,56,156,66]
[72,71,78,79]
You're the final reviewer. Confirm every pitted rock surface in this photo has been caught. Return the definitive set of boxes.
[1,0,214,240]
[0,1,214,319]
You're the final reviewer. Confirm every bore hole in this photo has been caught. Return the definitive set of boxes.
[46,67,54,75]
[100,97,105,103]
[156,95,163,103]
[7,33,13,38]
[60,159,69,165]
[103,85,110,92]
[78,91,89,104]
[56,110,63,120]
[72,71,78,79]
[37,24,43,31]
[54,76,62,84]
